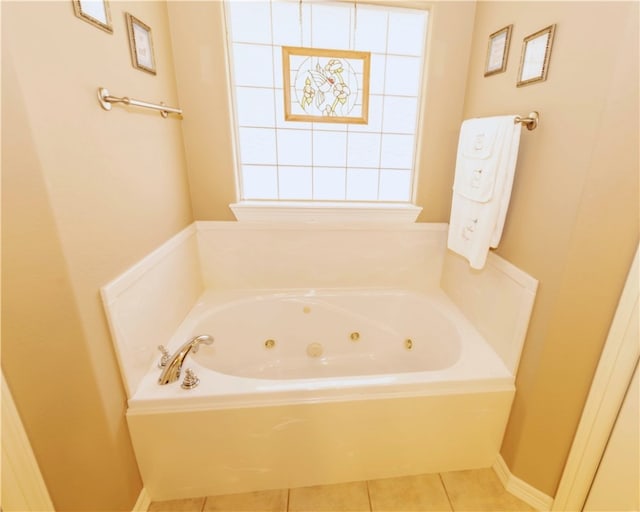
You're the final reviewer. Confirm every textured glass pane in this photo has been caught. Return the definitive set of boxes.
[277,129,312,166]
[354,8,388,53]
[349,95,383,133]
[387,11,426,56]
[313,167,347,200]
[380,134,414,169]
[311,4,351,50]
[369,54,386,95]
[347,132,381,168]
[228,1,272,44]
[239,127,277,164]
[384,56,421,96]
[271,1,305,47]
[235,87,276,127]
[382,96,418,134]
[313,131,348,167]
[241,165,278,199]
[347,168,379,200]
[232,44,273,87]
[273,48,283,89]
[279,166,312,199]
[378,169,411,201]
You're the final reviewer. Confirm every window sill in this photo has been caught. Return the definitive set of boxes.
[229,201,423,224]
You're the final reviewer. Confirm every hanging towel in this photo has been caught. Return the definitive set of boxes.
[447,116,522,269]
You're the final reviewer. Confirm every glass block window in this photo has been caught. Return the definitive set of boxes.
[225,0,428,203]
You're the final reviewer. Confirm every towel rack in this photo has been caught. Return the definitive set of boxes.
[97,87,182,118]
[514,111,539,131]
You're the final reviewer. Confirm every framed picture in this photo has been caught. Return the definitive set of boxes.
[125,13,156,75]
[484,25,512,76]
[72,0,113,33]
[282,46,370,124]
[517,24,556,87]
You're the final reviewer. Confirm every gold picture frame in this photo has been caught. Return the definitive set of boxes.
[72,0,113,34]
[125,13,156,75]
[517,24,556,87]
[282,46,370,124]
[484,25,512,77]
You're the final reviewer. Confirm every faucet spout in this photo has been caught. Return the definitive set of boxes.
[157,334,214,385]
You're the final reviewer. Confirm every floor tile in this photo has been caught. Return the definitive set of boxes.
[203,489,288,511]
[368,473,452,511]
[440,469,535,511]
[148,497,206,512]
[289,481,371,512]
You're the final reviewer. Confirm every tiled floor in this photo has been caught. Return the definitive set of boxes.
[148,468,535,511]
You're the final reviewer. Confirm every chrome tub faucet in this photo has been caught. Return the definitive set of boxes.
[157,334,214,385]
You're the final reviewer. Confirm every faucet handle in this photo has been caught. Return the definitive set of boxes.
[157,345,171,369]
[181,368,200,390]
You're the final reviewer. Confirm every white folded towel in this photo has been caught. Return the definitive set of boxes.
[447,116,522,269]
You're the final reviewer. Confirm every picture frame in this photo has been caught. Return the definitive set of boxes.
[125,13,156,75]
[484,25,512,77]
[517,24,556,87]
[282,46,370,124]
[72,0,113,34]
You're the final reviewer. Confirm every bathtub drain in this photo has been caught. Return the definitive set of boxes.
[307,342,323,358]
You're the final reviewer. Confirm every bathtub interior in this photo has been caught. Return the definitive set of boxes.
[184,289,463,378]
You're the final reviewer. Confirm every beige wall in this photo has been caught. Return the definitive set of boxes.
[463,1,639,496]
[1,1,193,510]
[168,0,476,221]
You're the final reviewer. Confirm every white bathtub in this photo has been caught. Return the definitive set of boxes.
[126,287,516,500]
[128,288,513,413]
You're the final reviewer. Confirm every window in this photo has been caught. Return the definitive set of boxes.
[225,0,428,207]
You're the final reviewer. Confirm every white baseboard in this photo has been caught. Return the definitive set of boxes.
[132,488,151,512]
[493,455,554,511]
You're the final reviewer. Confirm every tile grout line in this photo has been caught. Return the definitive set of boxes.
[286,487,290,512]
[439,473,456,512]
[366,480,373,512]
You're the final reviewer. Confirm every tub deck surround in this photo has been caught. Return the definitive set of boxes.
[100,220,538,502]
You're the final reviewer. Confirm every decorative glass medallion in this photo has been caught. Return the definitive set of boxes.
[282,46,370,124]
